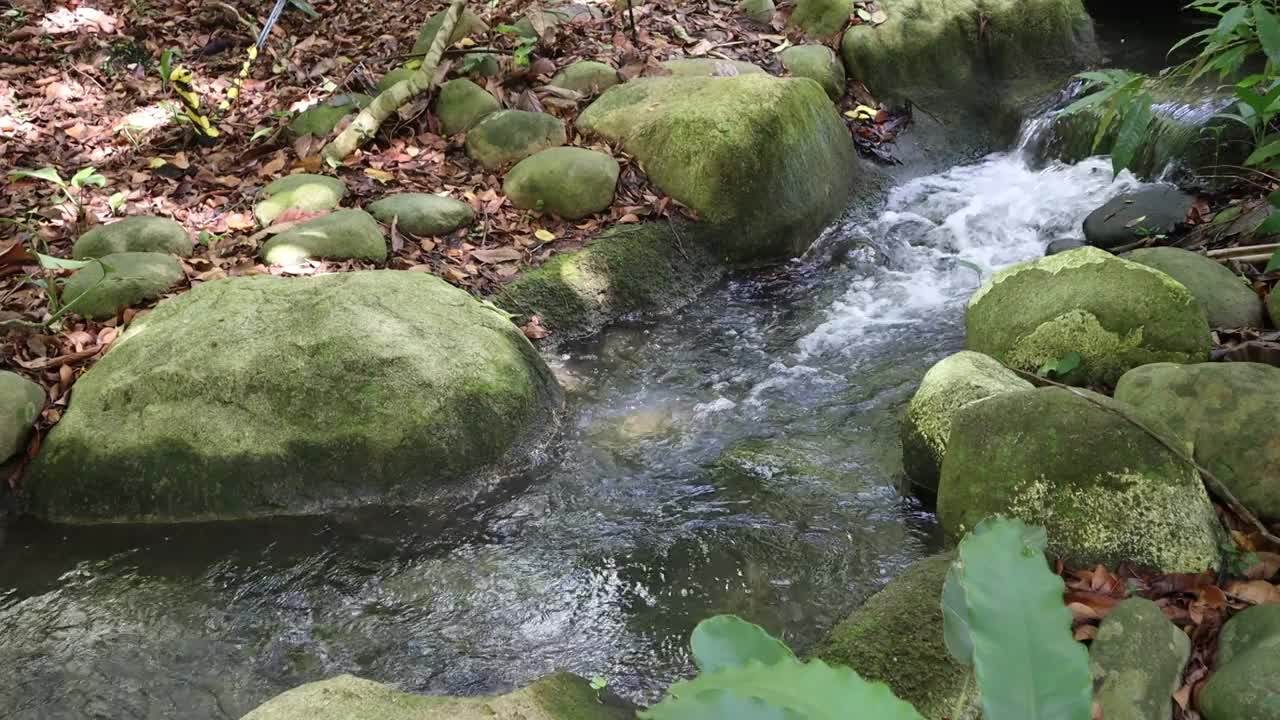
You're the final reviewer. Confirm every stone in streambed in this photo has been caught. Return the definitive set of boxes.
[658,58,765,77]
[549,61,621,94]
[938,387,1223,573]
[1083,187,1194,250]
[780,44,846,100]
[434,78,500,136]
[27,271,562,523]
[1125,247,1264,329]
[367,193,474,236]
[1,371,44,465]
[465,110,567,169]
[288,94,370,137]
[1045,236,1086,255]
[503,147,620,219]
[61,252,184,320]
[1089,597,1190,720]
[1115,362,1280,520]
[260,209,386,265]
[1200,604,1280,720]
[72,216,191,259]
[411,8,489,55]
[789,0,851,37]
[254,174,347,225]
[737,0,775,23]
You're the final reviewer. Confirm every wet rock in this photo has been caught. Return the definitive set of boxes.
[411,8,489,55]
[376,67,415,92]
[434,78,500,136]
[367,193,475,236]
[465,110,567,169]
[288,94,370,137]
[243,672,633,720]
[780,44,846,100]
[1271,288,1280,328]
[1,371,44,465]
[261,209,387,264]
[512,4,603,39]
[577,74,859,264]
[901,351,1033,496]
[61,252,184,320]
[503,147,620,219]
[72,216,191,259]
[789,0,851,37]
[737,0,775,23]
[965,246,1211,385]
[1200,604,1280,720]
[658,58,766,77]
[1082,187,1194,250]
[27,271,562,523]
[1090,597,1190,720]
[1125,247,1263,329]
[814,554,980,720]
[254,174,347,225]
[549,60,621,94]
[938,387,1223,573]
[1045,236,1086,255]
[1115,362,1280,519]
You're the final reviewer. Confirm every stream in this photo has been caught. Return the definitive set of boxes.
[0,87,1164,719]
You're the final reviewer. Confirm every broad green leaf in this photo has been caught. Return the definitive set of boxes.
[1059,85,1118,115]
[289,0,321,18]
[1038,351,1082,378]
[1091,104,1118,153]
[160,49,178,88]
[1257,210,1280,235]
[70,167,106,189]
[959,518,1091,720]
[941,560,973,666]
[690,616,795,673]
[36,253,93,270]
[1214,4,1250,41]
[641,659,925,720]
[108,191,126,212]
[1213,206,1243,224]
[1255,2,1280,68]
[1112,94,1154,175]
[1246,136,1280,165]
[1265,249,1280,273]
[9,167,65,186]
[1168,27,1215,55]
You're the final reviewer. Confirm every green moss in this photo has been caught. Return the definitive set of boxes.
[288,94,370,137]
[254,174,347,225]
[1200,605,1280,720]
[0,371,44,464]
[435,78,501,136]
[465,110,567,169]
[61,252,184,320]
[260,209,388,264]
[789,0,851,37]
[367,193,475,236]
[549,61,621,94]
[1089,598,1190,720]
[411,9,489,55]
[737,0,775,23]
[780,45,846,100]
[502,147,620,219]
[377,67,416,92]
[1124,247,1264,329]
[72,216,191,259]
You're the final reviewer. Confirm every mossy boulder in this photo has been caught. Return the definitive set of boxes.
[901,351,1033,496]
[260,209,387,265]
[435,78,501,136]
[254,174,347,225]
[789,0,850,37]
[377,67,416,92]
[814,554,980,720]
[938,387,1222,573]
[965,246,1211,386]
[503,147,620,219]
[494,223,723,340]
[1124,247,1263,329]
[658,58,765,77]
[288,94,370,137]
[61,252,184,320]
[1089,598,1190,720]
[577,74,859,264]
[1083,187,1194,250]
[737,0,775,23]
[367,193,475,236]
[27,271,562,523]
[549,60,621,94]
[1115,362,1280,520]
[461,52,501,78]
[465,110,567,169]
[1200,604,1280,720]
[242,672,633,720]
[411,8,489,55]
[780,44,846,100]
[72,216,191,259]
[1,371,44,465]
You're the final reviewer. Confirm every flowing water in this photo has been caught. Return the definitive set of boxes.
[0,118,1155,718]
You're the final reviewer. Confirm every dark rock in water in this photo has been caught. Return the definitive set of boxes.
[1045,236,1087,255]
[1083,187,1194,250]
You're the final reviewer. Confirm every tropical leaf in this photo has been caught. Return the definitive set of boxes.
[9,167,65,186]
[36,253,93,270]
[70,167,106,189]
[1112,94,1154,175]
[1246,135,1280,165]
[1266,248,1280,273]
[941,560,974,667]
[1255,1,1280,68]
[690,616,795,674]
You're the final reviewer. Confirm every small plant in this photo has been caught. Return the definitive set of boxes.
[9,166,108,225]
[1039,351,1082,380]
[588,675,608,703]
[0,217,109,331]
[495,24,538,67]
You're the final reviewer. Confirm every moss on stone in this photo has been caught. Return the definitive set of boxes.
[1089,598,1190,720]
[254,174,347,225]
[288,94,370,137]
[1124,247,1264,329]
[72,216,191,259]
[434,78,501,136]
[61,252,184,320]
[938,387,1223,573]
[549,61,621,94]
[27,271,562,523]
[780,44,846,100]
[411,9,489,55]
[512,4,602,40]
[657,58,765,77]
[503,147,620,219]
[737,0,775,23]
[377,67,416,92]
[1200,604,1280,720]
[789,0,851,38]
[0,371,44,465]
[465,110,567,169]
[260,209,387,264]
[367,193,475,236]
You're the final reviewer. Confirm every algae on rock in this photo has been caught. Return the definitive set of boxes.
[1199,604,1280,720]
[411,8,489,55]
[260,209,387,265]
[254,174,347,225]
[72,216,191,259]
[465,110,567,169]
[549,61,621,94]
[503,147,620,220]
[1124,247,1263,329]
[61,252,184,320]
[367,193,475,236]
[780,44,847,100]
[1089,597,1190,720]
[288,94,370,137]
[434,78,501,136]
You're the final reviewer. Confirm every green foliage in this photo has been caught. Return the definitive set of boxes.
[496,24,538,67]
[1038,351,1082,379]
[9,166,108,217]
[689,615,796,673]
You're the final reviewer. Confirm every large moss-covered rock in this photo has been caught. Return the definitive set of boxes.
[243,672,632,720]
[61,252,184,320]
[1083,188,1194,251]
[549,60,621,94]
[260,209,387,265]
[503,147,619,219]
[27,271,562,523]
[577,74,858,264]
[965,246,1211,386]
[1090,598,1190,720]
[789,0,850,37]
[465,110,567,169]
[901,351,1032,496]
[1,371,44,465]
[814,554,980,720]
[1124,247,1264,329]
[367,193,475,236]
[938,387,1222,573]
[411,8,489,55]
[1200,604,1280,720]
[254,174,347,225]
[494,223,723,340]
[1115,362,1280,520]
[288,94,370,137]
[780,44,846,100]
[72,216,191,259]
[435,78,501,136]
[658,58,765,77]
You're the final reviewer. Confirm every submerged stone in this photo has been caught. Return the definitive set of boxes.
[1083,187,1194,250]
[1124,246,1263,329]
[1090,597,1190,720]
[1200,604,1280,720]
[938,387,1223,573]
[288,94,370,137]
[27,271,562,523]
[61,252,184,320]
[434,78,501,136]
[260,209,386,264]
[549,60,621,94]
[780,44,846,100]
[789,0,851,37]
[254,174,347,225]
[965,246,1211,385]
[464,110,567,169]
[411,8,489,55]
[1,371,44,465]
[367,193,475,236]
[72,216,191,259]
[503,147,620,219]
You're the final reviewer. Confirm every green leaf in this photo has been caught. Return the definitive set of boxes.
[1246,136,1280,165]
[9,167,65,186]
[689,616,796,673]
[941,560,974,667]
[70,166,106,189]
[1213,206,1243,224]
[108,191,126,213]
[1112,93,1154,175]
[1039,351,1083,378]
[1257,209,1280,235]
[288,0,321,18]
[589,675,608,691]
[1059,86,1119,115]
[160,48,178,88]
[36,253,93,270]
[641,659,925,720]
[1265,249,1280,273]
[958,517,1092,720]
[1255,2,1280,68]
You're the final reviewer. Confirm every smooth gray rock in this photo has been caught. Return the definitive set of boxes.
[1,371,44,464]
[72,217,191,259]
[1083,187,1194,250]
[1090,598,1190,720]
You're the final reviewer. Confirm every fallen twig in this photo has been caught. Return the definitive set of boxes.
[1206,242,1279,259]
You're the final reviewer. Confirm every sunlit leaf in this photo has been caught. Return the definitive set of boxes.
[36,253,93,270]
[534,229,556,242]
[690,616,795,673]
[9,167,65,186]
[70,167,106,189]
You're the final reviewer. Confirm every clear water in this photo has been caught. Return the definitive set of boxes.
[0,132,1151,719]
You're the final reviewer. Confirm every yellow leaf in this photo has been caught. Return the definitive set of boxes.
[534,229,556,242]
[844,104,878,121]
[148,158,167,169]
[364,168,395,183]
[457,37,476,48]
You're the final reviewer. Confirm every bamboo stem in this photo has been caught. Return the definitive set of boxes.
[1205,242,1280,259]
